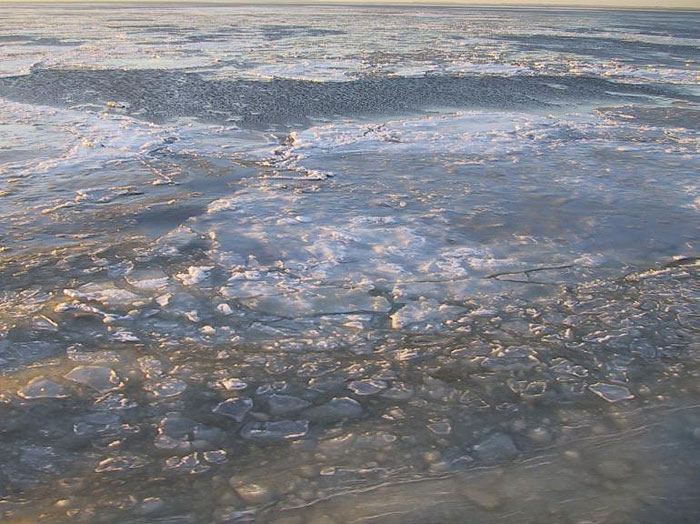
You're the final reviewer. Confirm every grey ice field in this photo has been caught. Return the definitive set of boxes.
[1,4,700,523]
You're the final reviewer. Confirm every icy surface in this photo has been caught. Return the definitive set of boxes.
[0,6,698,85]
[64,366,122,393]
[1,5,700,524]
[17,377,69,400]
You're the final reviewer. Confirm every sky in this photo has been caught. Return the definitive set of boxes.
[2,0,700,7]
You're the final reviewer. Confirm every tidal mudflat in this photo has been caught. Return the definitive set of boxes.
[1,5,700,523]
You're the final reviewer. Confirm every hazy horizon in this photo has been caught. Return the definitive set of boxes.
[2,0,700,9]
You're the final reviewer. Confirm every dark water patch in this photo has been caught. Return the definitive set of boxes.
[260,24,347,41]
[609,19,700,40]
[0,35,81,47]
[502,34,700,66]
[0,69,679,128]
[599,105,700,130]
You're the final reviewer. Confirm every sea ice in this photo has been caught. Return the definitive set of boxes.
[481,348,540,372]
[303,397,363,421]
[266,394,312,415]
[64,366,122,393]
[233,483,275,505]
[176,266,214,286]
[212,397,253,422]
[94,454,148,473]
[472,433,519,463]
[145,377,188,399]
[240,420,309,441]
[589,383,634,403]
[390,299,466,330]
[125,269,170,291]
[242,287,391,318]
[64,283,143,308]
[17,377,69,400]
[347,379,387,396]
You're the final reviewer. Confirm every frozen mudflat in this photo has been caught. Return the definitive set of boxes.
[1,4,700,523]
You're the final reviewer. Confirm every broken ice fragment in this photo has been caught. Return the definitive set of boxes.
[176,266,214,286]
[155,293,172,306]
[94,454,148,472]
[472,433,519,463]
[380,382,414,401]
[145,378,187,399]
[303,397,363,421]
[64,366,122,393]
[199,325,216,335]
[354,431,397,448]
[233,483,275,505]
[481,347,540,372]
[219,378,248,391]
[240,420,309,441]
[18,377,69,400]
[75,186,142,204]
[347,379,387,396]
[551,358,589,379]
[203,450,228,464]
[164,452,210,474]
[111,330,140,343]
[156,225,202,255]
[212,397,253,422]
[32,315,58,331]
[428,421,452,435]
[589,383,634,403]
[217,303,234,315]
[390,299,465,329]
[125,269,170,291]
[394,348,421,361]
[242,287,391,317]
[64,283,143,307]
[138,356,163,378]
[266,394,312,415]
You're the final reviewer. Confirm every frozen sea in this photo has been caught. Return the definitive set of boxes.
[1,4,700,523]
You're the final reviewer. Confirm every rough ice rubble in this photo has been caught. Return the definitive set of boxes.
[1,5,698,89]
[64,283,144,308]
[2,8,700,523]
[22,98,693,349]
[176,266,214,286]
[157,111,603,337]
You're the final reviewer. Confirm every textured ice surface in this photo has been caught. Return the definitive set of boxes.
[0,6,698,85]
[212,397,254,422]
[17,377,69,400]
[240,420,310,441]
[64,366,122,393]
[589,382,635,403]
[2,5,700,524]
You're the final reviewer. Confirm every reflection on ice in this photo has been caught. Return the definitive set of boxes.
[1,4,700,523]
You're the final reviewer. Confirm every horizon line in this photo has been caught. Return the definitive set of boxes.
[2,1,700,10]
